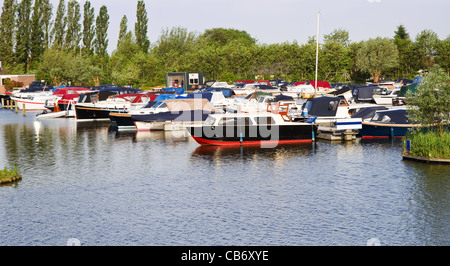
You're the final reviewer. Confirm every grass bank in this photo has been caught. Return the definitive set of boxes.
[403,131,450,159]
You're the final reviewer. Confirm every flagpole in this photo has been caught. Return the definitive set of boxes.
[315,12,320,94]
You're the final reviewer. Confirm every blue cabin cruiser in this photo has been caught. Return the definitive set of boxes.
[359,109,418,139]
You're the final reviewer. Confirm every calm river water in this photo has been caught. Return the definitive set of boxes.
[0,109,448,246]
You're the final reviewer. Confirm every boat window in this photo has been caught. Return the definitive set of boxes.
[204,116,216,126]
[142,101,158,108]
[339,99,348,106]
[218,117,253,125]
[381,115,391,123]
[254,117,274,125]
[304,101,312,111]
[372,113,380,121]
[328,101,338,111]
[151,102,167,109]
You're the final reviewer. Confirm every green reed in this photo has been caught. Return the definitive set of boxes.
[404,130,450,159]
[0,165,19,180]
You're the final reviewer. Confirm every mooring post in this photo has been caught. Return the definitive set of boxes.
[1,97,4,108]
[23,103,26,116]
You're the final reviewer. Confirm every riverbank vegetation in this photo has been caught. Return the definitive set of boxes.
[1,0,450,89]
[404,65,450,160]
[404,131,450,159]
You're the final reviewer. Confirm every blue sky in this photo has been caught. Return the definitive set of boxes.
[1,0,449,54]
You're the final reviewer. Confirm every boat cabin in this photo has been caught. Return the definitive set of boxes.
[203,112,293,127]
[301,96,350,119]
[369,109,408,124]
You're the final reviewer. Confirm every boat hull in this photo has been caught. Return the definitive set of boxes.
[109,113,135,130]
[131,110,214,131]
[359,122,411,139]
[10,97,48,110]
[186,124,317,146]
[75,105,123,121]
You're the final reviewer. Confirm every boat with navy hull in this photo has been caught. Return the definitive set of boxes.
[359,109,418,139]
[186,112,318,146]
[130,98,218,131]
[74,87,147,121]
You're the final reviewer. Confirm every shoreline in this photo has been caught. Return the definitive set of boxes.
[402,153,450,164]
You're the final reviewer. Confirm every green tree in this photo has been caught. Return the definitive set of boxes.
[135,0,149,53]
[406,65,450,136]
[82,0,95,55]
[40,0,52,49]
[356,37,398,82]
[296,37,318,81]
[15,0,32,73]
[52,0,66,49]
[65,0,81,52]
[436,36,450,76]
[94,5,109,57]
[117,15,128,47]
[394,25,413,78]
[110,31,144,86]
[414,29,439,71]
[30,0,45,68]
[152,27,198,72]
[321,38,350,82]
[0,0,16,68]
[201,28,256,47]
[323,28,350,47]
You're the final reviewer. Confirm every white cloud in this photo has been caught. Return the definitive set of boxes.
[368,0,382,3]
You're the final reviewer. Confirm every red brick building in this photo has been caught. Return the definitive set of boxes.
[0,61,35,94]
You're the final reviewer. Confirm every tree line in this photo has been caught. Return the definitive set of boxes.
[1,0,449,89]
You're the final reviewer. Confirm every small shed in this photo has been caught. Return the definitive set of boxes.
[166,72,205,91]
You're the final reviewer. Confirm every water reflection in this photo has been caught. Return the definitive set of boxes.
[112,130,191,143]
[192,143,315,160]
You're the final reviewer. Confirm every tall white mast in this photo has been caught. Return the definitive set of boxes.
[315,12,320,94]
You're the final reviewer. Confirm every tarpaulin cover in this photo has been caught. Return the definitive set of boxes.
[351,106,389,120]
[131,110,215,123]
[302,96,343,117]
[352,86,378,101]
[272,94,294,102]
[187,92,213,102]
[308,81,331,88]
[154,94,177,102]
[204,87,235,97]
[53,87,91,95]
[19,86,54,92]
[163,98,216,112]
[398,84,418,97]
[163,87,185,95]
[371,109,409,124]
